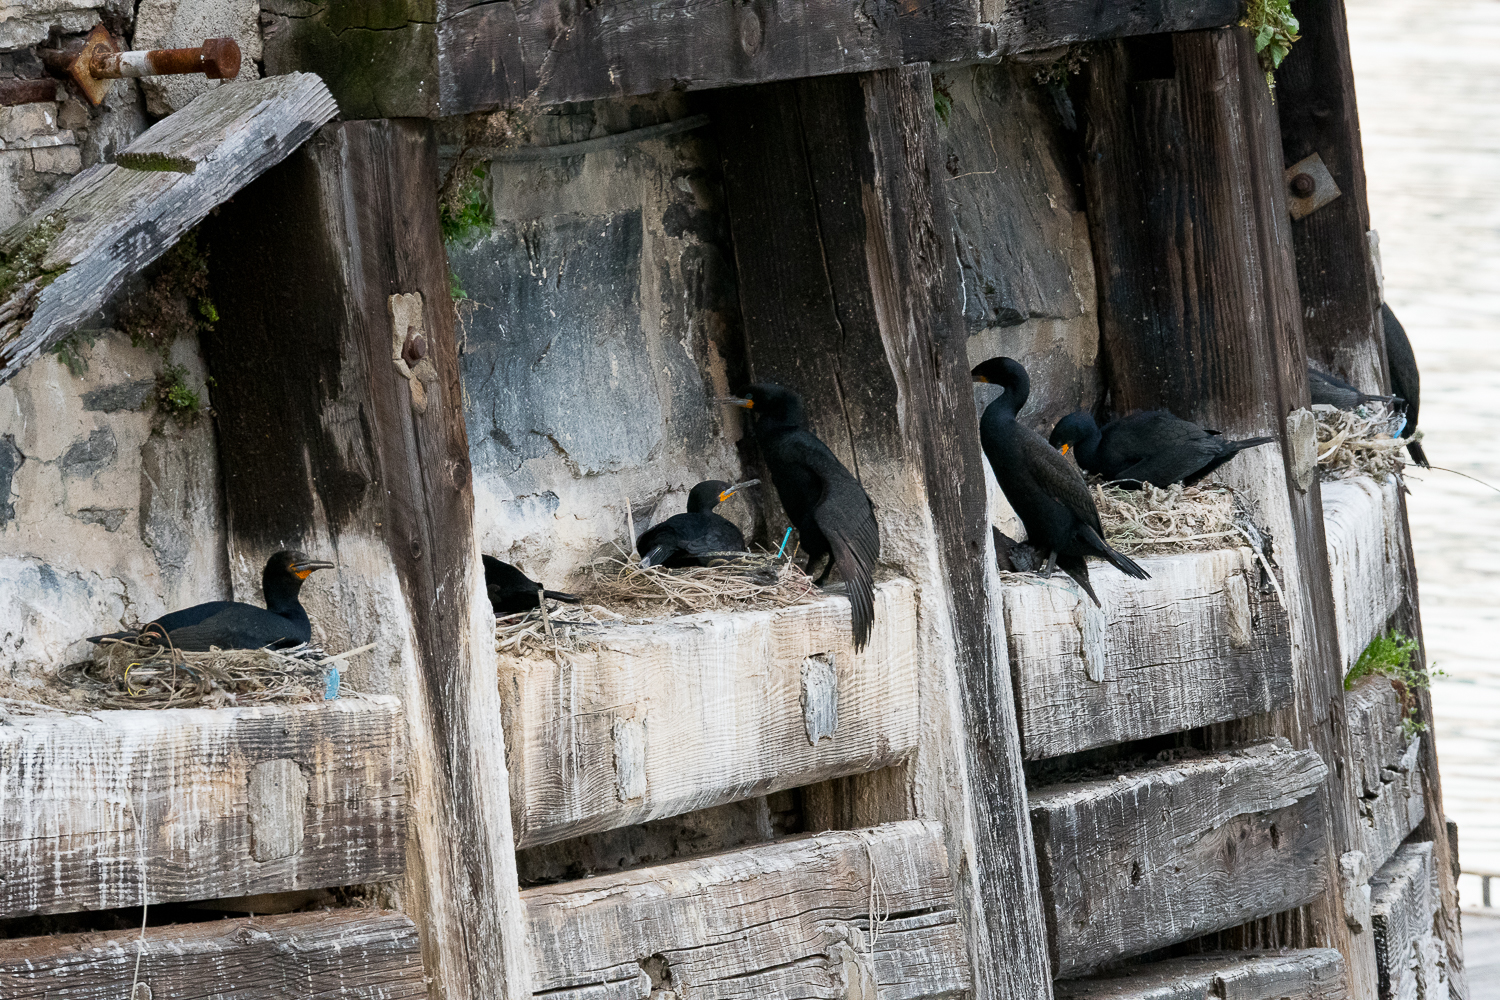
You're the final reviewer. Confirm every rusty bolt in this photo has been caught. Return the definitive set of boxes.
[1289,173,1316,198]
[91,37,241,81]
[402,332,429,367]
[0,78,60,106]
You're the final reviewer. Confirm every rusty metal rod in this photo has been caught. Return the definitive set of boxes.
[91,38,240,80]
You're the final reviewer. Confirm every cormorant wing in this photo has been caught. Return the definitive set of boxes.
[807,461,880,650]
[1018,428,1105,537]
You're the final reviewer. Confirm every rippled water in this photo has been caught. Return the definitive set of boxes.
[1348,0,1500,946]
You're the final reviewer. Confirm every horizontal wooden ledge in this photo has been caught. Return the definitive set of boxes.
[1322,475,1407,672]
[0,696,406,919]
[1054,948,1349,999]
[501,579,920,849]
[522,819,968,1000]
[1372,840,1444,1000]
[1031,738,1330,976]
[262,0,1242,118]
[1346,675,1425,871]
[0,908,425,999]
[1003,545,1293,759]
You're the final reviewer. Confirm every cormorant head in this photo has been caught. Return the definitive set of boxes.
[970,357,1030,415]
[721,383,806,429]
[266,550,335,586]
[1049,410,1100,457]
[686,478,759,514]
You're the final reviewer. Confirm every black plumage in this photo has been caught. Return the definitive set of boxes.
[1383,303,1429,468]
[1049,410,1276,487]
[728,384,880,649]
[87,550,334,651]
[973,358,1149,605]
[635,479,757,568]
[483,555,580,615]
[1307,365,1402,411]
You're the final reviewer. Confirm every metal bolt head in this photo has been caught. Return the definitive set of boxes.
[199,38,241,81]
[402,332,428,366]
[1290,173,1316,198]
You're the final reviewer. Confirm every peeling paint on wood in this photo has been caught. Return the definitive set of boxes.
[801,653,838,745]
[246,758,308,863]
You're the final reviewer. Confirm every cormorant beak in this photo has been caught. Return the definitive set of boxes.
[973,375,990,384]
[290,559,336,580]
[718,479,760,503]
[717,396,754,409]
[1059,443,1071,456]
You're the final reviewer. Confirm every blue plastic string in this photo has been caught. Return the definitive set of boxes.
[776,526,793,559]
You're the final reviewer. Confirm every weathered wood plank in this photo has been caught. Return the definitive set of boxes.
[1055,949,1349,999]
[0,908,425,999]
[1030,739,1330,976]
[1002,546,1293,759]
[0,73,337,386]
[1347,676,1426,869]
[523,820,969,1000]
[1322,475,1406,671]
[0,697,404,919]
[1371,841,1441,1000]
[504,581,919,848]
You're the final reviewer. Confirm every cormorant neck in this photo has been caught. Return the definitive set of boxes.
[686,493,719,514]
[263,573,307,618]
[1074,420,1102,469]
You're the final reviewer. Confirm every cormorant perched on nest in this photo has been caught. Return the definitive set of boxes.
[87,550,334,651]
[973,357,1149,605]
[724,384,879,649]
[483,555,579,615]
[1049,410,1275,487]
[635,479,758,568]
[1308,365,1403,411]
[1383,303,1430,468]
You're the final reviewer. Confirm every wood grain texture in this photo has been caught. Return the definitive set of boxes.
[202,120,529,1000]
[0,74,337,385]
[1371,841,1444,1000]
[0,698,404,919]
[1031,739,1330,976]
[1002,546,1293,759]
[0,908,426,999]
[1054,948,1349,999]
[523,820,969,1000]
[1322,475,1407,670]
[502,581,921,848]
[1346,676,1426,870]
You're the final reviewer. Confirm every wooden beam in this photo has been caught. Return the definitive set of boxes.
[504,581,919,848]
[1054,949,1349,1000]
[523,820,969,1000]
[1030,739,1330,976]
[0,698,403,919]
[1322,476,1407,671]
[262,0,1240,119]
[200,120,528,1000]
[1346,676,1426,871]
[0,73,337,386]
[710,66,1054,999]
[1371,841,1443,1000]
[0,909,425,999]
[1003,546,1293,759]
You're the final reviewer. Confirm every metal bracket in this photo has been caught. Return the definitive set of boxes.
[1286,152,1342,221]
[390,293,438,414]
[40,24,240,106]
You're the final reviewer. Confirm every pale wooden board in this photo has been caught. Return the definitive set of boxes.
[0,73,338,385]
[0,908,425,998]
[522,820,969,1000]
[0,697,405,918]
[1002,547,1294,759]
[1030,739,1331,976]
[1322,476,1407,671]
[1346,676,1426,869]
[1054,948,1349,999]
[502,580,920,848]
[1371,841,1439,1000]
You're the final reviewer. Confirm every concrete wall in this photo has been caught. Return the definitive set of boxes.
[447,95,756,591]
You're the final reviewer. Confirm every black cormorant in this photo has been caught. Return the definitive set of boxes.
[725,384,879,649]
[1049,410,1276,487]
[635,479,758,567]
[973,358,1149,605]
[1308,365,1402,411]
[1383,303,1429,468]
[87,550,334,651]
[483,555,580,615]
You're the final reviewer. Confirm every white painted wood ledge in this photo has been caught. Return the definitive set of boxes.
[501,579,920,848]
[1003,546,1293,759]
[0,696,406,918]
[1322,475,1408,671]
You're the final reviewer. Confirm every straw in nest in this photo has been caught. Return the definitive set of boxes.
[583,551,820,616]
[1314,403,1411,482]
[1093,481,1241,555]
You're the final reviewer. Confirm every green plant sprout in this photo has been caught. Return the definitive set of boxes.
[1241,0,1301,91]
[1344,630,1441,737]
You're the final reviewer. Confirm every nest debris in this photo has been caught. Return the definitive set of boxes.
[1093,481,1241,554]
[1315,403,1411,482]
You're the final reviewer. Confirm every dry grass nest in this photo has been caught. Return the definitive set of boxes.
[52,639,362,710]
[1093,480,1243,554]
[494,551,821,659]
[1315,403,1412,481]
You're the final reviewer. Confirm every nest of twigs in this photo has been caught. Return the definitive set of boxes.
[1314,403,1411,481]
[1093,481,1242,554]
[495,601,620,658]
[584,552,820,616]
[57,639,346,710]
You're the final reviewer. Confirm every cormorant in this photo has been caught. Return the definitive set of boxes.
[635,479,758,567]
[483,555,580,615]
[87,550,334,651]
[725,384,879,649]
[1049,410,1276,487]
[1383,303,1429,468]
[973,357,1149,605]
[1307,365,1402,411]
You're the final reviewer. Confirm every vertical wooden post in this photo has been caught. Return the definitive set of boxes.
[1277,5,1468,989]
[201,120,529,1000]
[1079,28,1376,993]
[711,65,1055,999]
